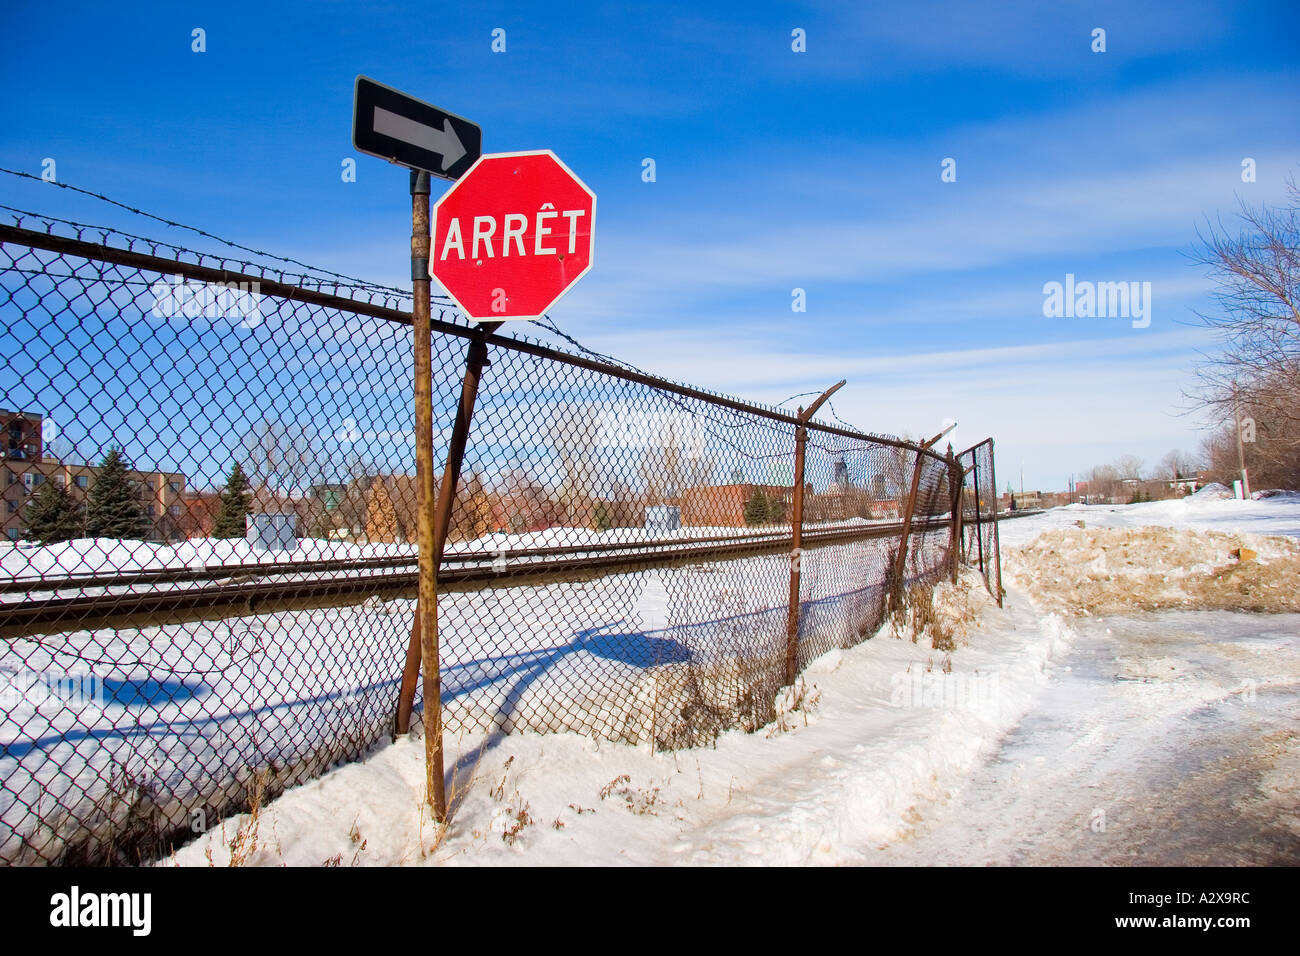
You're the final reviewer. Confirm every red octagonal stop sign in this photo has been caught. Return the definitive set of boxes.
[431,150,596,320]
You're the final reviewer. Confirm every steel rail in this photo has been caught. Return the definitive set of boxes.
[0,516,974,638]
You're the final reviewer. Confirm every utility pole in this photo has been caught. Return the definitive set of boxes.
[1233,382,1251,499]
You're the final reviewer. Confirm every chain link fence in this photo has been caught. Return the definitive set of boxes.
[1,210,997,864]
[957,437,1004,605]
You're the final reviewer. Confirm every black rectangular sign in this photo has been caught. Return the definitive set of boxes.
[352,76,482,180]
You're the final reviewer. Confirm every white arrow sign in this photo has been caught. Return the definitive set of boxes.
[352,78,481,180]
[372,107,467,172]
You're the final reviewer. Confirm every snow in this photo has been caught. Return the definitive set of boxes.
[6,490,1294,865]
[998,494,1300,544]
[0,518,889,585]
[168,570,1071,866]
[161,492,1300,866]
[1,524,950,863]
[871,610,1300,865]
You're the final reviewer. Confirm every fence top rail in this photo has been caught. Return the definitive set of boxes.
[0,221,955,466]
[956,437,995,459]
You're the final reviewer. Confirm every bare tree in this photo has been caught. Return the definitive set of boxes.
[1188,174,1300,463]
[1157,449,1201,482]
[1113,454,1144,481]
[547,402,606,527]
[1084,464,1119,502]
[496,467,562,533]
[1200,419,1300,490]
[638,413,715,506]
[238,418,322,505]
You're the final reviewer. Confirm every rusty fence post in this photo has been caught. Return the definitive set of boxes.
[947,445,962,585]
[970,452,985,580]
[396,321,503,737]
[986,439,1004,607]
[891,448,925,606]
[784,418,807,686]
[891,423,955,605]
[783,381,844,686]
[394,325,499,743]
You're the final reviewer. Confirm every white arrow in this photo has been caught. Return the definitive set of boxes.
[372,106,467,171]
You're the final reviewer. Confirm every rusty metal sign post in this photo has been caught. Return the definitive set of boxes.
[399,179,503,821]
[354,77,485,823]
[784,380,845,686]
[397,148,598,817]
[406,169,448,820]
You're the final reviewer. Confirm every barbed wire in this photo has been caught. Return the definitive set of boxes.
[0,168,893,450]
[0,166,409,295]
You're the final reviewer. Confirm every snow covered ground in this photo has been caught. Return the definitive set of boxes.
[166,492,1300,866]
[2,526,948,863]
[871,609,1300,865]
[0,517,895,586]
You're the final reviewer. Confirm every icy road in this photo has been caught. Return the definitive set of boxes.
[873,610,1300,865]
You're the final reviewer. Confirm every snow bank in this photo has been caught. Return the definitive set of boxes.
[997,495,1300,615]
[167,569,1076,867]
[997,494,1300,545]
[1005,526,1300,614]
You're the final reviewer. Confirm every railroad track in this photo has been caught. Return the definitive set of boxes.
[0,512,1033,638]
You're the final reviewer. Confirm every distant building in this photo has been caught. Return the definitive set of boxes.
[0,410,187,542]
[3,459,187,542]
[831,452,849,489]
[1,409,42,461]
[680,483,797,528]
[176,490,221,539]
[1001,490,1044,510]
[309,482,347,513]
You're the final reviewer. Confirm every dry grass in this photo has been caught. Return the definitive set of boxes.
[766,675,822,736]
[887,571,988,651]
[205,768,282,867]
[598,774,664,815]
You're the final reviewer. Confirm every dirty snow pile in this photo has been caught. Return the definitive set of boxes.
[1000,491,1300,614]
[1005,525,1300,614]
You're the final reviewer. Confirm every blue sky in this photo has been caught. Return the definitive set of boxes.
[2,0,1298,490]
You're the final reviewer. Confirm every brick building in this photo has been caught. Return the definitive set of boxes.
[1,409,42,461]
[680,483,797,528]
[0,411,187,542]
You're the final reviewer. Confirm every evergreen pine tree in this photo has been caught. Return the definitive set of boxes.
[84,448,146,539]
[743,487,771,526]
[25,478,83,544]
[213,462,253,539]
